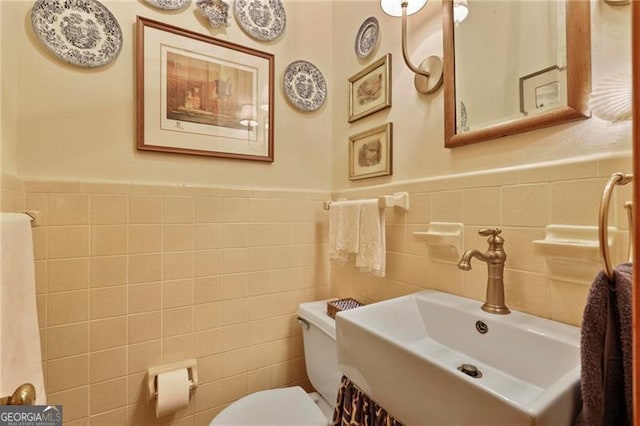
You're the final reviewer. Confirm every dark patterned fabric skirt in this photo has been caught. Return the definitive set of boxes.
[332,375,403,426]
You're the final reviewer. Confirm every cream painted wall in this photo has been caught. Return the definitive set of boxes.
[3,0,333,190]
[331,0,632,189]
[4,0,632,191]
[1,0,19,177]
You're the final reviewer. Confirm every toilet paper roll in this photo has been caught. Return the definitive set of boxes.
[155,368,190,417]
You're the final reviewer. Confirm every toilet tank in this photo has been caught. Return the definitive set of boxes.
[298,300,341,407]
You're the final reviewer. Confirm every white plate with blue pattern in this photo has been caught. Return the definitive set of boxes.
[355,17,379,59]
[145,0,191,10]
[31,0,123,68]
[283,60,327,112]
[233,0,286,42]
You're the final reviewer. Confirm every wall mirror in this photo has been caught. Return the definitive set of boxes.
[443,0,591,148]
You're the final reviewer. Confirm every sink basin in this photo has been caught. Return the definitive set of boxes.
[335,290,581,426]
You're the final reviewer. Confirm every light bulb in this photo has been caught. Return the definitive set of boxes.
[380,0,428,17]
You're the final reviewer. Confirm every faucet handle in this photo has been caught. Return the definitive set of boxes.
[478,227,501,237]
[478,227,504,245]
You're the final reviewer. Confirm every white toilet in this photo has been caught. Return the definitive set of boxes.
[210,299,341,425]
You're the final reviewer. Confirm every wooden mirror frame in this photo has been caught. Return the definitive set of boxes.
[443,0,592,148]
[632,2,639,422]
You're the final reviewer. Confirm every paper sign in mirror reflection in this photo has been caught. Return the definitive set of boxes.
[519,65,566,116]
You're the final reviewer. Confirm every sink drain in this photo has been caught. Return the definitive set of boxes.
[475,320,488,334]
[457,363,483,378]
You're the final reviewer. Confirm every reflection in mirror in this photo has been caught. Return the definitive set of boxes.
[455,1,567,130]
[443,0,591,148]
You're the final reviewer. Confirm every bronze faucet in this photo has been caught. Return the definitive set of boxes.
[457,228,510,315]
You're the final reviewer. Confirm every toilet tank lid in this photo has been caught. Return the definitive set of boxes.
[298,300,336,339]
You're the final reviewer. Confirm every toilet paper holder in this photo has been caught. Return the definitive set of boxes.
[147,359,198,402]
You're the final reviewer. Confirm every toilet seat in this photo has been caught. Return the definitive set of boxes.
[210,386,328,425]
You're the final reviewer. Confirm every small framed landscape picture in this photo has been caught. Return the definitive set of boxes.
[349,123,392,181]
[348,54,392,122]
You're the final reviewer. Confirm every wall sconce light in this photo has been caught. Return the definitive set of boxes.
[380,0,443,94]
[453,0,469,24]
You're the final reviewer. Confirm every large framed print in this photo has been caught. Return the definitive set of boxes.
[136,16,274,161]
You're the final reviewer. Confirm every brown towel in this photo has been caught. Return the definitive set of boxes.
[575,263,632,426]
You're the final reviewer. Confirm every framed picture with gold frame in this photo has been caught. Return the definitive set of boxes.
[348,54,392,122]
[136,16,274,161]
[349,123,392,180]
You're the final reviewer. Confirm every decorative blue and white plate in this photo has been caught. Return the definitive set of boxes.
[145,0,191,10]
[233,0,286,42]
[283,60,327,112]
[31,0,123,68]
[197,0,229,28]
[355,17,379,59]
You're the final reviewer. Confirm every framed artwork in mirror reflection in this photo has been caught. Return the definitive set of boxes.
[349,123,392,181]
[519,65,566,116]
[348,54,392,122]
[136,16,274,161]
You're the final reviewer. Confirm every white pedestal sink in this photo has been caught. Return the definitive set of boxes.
[335,290,581,426]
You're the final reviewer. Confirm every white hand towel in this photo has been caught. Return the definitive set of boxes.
[355,200,386,277]
[329,201,361,263]
[0,213,46,404]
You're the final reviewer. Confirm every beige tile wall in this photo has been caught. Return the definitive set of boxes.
[20,180,330,425]
[331,153,633,327]
[0,151,633,424]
